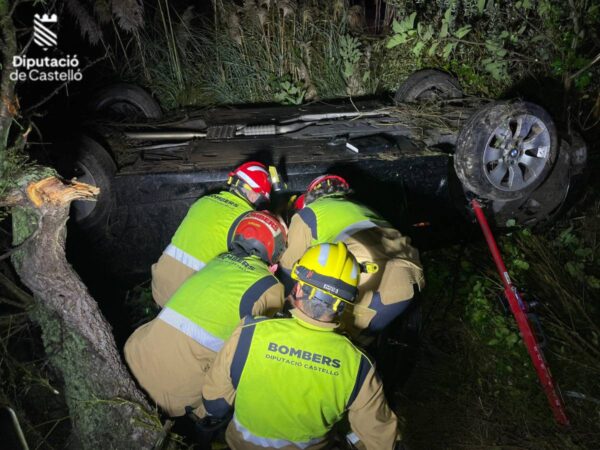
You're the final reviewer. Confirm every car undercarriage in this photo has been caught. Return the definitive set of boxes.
[55,70,587,281]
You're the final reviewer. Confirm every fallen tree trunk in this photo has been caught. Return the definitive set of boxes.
[9,176,161,449]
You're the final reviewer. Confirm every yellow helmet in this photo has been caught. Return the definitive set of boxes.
[291,242,360,312]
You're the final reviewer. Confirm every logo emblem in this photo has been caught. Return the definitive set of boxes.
[322,284,339,294]
[34,13,58,50]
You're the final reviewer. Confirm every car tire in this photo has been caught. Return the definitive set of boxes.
[70,135,117,231]
[454,101,558,201]
[88,83,162,120]
[394,69,463,104]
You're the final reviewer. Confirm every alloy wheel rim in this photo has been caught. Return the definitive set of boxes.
[482,113,551,192]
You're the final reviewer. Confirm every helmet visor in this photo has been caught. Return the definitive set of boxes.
[292,265,358,303]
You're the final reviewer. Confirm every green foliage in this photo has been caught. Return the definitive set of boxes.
[0,146,29,191]
[114,0,599,111]
[387,13,417,48]
[383,0,600,100]
[118,2,368,107]
[477,0,487,14]
[462,237,529,364]
[339,34,362,79]
[387,4,514,82]
[406,205,600,448]
[0,146,34,221]
[273,77,306,105]
[551,225,600,290]
[387,6,468,62]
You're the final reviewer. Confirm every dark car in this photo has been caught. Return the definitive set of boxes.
[59,70,587,282]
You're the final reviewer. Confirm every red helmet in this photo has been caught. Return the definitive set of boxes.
[305,174,350,204]
[228,162,272,207]
[291,194,306,212]
[229,211,288,264]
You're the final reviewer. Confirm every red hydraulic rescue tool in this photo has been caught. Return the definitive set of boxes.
[471,198,570,427]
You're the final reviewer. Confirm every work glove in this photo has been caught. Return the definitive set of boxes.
[185,406,231,432]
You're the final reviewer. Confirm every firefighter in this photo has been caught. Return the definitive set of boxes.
[124,211,287,417]
[151,161,273,306]
[199,242,400,449]
[280,175,425,338]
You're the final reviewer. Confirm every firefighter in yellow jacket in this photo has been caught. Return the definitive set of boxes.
[280,175,425,337]
[151,161,273,306]
[124,211,287,417]
[199,242,400,449]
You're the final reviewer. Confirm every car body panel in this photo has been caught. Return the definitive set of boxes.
[70,96,578,282]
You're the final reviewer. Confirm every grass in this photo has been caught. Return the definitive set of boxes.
[110,0,600,122]
[0,301,71,449]
[115,1,419,108]
[396,200,600,449]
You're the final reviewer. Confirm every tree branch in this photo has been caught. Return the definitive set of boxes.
[567,0,581,52]
[0,271,33,308]
[0,190,26,208]
[0,0,30,27]
[18,29,34,57]
[0,0,19,168]
[10,175,161,447]
[25,176,98,207]
[0,218,41,261]
[568,52,600,82]
[0,295,27,308]
[7,0,28,21]
[23,53,109,114]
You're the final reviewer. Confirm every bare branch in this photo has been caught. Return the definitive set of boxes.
[0,190,26,208]
[0,312,28,322]
[0,296,27,309]
[568,52,600,82]
[0,219,41,262]
[0,271,33,308]
[1,0,35,26]
[23,53,109,114]
[19,30,34,56]
[0,0,19,156]
[25,176,98,208]
[7,0,21,22]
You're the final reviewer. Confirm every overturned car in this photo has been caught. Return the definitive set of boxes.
[58,70,587,281]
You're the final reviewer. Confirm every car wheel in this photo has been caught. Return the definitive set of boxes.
[454,101,558,200]
[88,83,162,120]
[394,69,463,104]
[69,135,117,231]
[490,132,587,227]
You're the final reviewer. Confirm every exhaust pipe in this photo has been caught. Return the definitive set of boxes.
[124,121,314,141]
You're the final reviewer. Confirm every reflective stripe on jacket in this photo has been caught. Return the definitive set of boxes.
[305,195,387,245]
[229,315,371,445]
[168,190,252,269]
[125,254,283,417]
[279,196,425,336]
[161,254,280,350]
